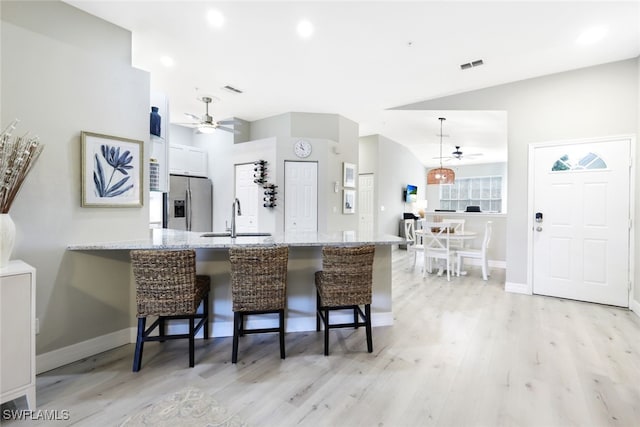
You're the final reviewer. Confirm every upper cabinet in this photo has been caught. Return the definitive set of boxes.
[169,143,208,177]
[150,92,170,192]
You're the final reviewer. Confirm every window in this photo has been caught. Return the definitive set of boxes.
[551,152,607,171]
[439,176,503,212]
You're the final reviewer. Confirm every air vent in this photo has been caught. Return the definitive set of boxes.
[222,85,243,94]
[460,59,484,70]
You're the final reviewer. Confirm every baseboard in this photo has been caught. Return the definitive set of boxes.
[505,281,531,295]
[36,328,131,374]
[458,258,506,269]
[630,297,640,318]
[36,312,394,373]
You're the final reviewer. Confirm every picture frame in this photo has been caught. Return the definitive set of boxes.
[343,189,356,214]
[81,131,143,207]
[343,162,356,188]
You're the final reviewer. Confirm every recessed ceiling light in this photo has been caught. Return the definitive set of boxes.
[207,9,225,28]
[576,26,608,45]
[297,20,314,38]
[160,56,174,67]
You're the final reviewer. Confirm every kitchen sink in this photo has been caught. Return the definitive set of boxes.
[201,232,272,237]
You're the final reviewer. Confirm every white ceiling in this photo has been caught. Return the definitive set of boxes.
[65,1,639,167]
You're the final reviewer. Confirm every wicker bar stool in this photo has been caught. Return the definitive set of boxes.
[130,249,210,372]
[315,245,376,356]
[229,245,289,364]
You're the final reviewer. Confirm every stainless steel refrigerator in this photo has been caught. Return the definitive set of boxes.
[164,175,212,232]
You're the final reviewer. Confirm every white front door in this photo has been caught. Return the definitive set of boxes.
[284,161,318,232]
[235,163,259,232]
[532,137,632,307]
[358,174,374,234]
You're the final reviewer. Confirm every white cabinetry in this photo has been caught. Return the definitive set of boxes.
[1,261,36,409]
[169,143,208,177]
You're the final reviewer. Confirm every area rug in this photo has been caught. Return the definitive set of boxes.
[119,386,249,427]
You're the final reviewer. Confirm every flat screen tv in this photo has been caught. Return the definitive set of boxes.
[405,184,418,203]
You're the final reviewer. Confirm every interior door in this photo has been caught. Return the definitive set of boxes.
[235,163,259,232]
[358,174,374,234]
[285,161,318,232]
[532,137,631,307]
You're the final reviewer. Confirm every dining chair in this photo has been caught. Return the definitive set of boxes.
[404,219,424,270]
[229,245,289,363]
[442,218,465,249]
[130,249,210,372]
[315,245,375,356]
[456,221,493,280]
[421,221,456,281]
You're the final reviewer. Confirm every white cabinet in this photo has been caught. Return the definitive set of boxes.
[169,143,208,177]
[1,261,36,409]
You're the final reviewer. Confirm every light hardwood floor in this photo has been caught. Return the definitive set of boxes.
[4,249,640,426]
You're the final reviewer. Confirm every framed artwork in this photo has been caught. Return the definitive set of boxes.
[343,162,356,188]
[343,189,355,214]
[81,131,143,207]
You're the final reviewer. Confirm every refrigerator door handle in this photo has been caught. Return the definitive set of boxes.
[186,188,192,231]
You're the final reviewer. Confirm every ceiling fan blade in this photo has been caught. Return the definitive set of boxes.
[184,112,201,121]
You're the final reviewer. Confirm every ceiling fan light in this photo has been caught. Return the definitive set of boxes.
[197,125,216,134]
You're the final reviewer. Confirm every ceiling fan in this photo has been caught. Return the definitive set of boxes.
[180,96,239,134]
[433,145,483,162]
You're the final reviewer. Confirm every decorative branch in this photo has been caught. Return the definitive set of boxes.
[0,120,45,213]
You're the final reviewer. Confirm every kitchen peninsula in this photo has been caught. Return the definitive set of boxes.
[68,229,404,337]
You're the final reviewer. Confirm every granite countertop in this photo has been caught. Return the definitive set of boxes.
[67,228,405,250]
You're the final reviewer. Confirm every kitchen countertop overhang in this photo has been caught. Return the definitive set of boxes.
[67,228,405,250]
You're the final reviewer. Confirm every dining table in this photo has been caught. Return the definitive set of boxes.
[415,224,477,276]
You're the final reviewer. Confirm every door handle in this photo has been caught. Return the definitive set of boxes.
[536,226,543,232]
[186,189,192,231]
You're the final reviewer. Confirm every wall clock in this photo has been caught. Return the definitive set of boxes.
[294,139,312,158]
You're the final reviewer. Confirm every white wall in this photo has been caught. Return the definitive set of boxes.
[1,1,150,353]
[397,59,639,297]
[248,112,360,233]
[359,134,427,236]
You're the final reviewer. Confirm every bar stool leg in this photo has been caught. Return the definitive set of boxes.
[188,317,195,367]
[316,292,322,331]
[354,306,359,329]
[133,317,146,372]
[365,304,373,353]
[324,308,330,356]
[159,318,166,342]
[203,292,210,339]
[232,312,240,364]
[279,309,285,359]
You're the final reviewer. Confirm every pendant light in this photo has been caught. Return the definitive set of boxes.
[427,117,455,185]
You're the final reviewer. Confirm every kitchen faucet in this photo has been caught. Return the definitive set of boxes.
[231,198,242,238]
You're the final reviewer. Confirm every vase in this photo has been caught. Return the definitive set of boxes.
[150,106,161,137]
[0,213,16,268]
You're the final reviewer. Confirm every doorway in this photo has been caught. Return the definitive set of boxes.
[529,136,633,307]
[284,161,318,232]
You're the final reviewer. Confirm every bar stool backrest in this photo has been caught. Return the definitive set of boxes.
[319,245,375,306]
[229,245,289,312]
